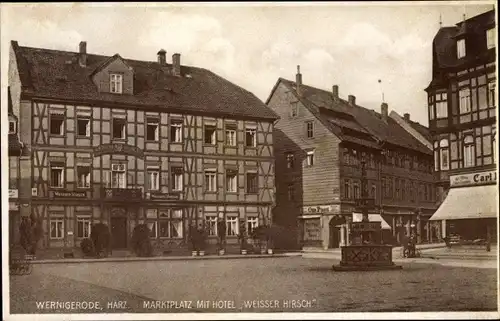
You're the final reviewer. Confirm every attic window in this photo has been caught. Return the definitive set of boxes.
[110,74,123,94]
[9,120,16,134]
[487,27,496,49]
[457,39,466,59]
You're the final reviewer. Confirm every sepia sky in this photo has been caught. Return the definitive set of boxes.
[1,2,495,126]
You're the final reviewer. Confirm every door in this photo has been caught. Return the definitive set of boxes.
[110,217,127,249]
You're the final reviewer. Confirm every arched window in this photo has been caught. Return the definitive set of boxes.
[439,139,449,170]
[463,135,475,168]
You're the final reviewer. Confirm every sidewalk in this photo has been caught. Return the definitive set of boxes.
[303,242,447,256]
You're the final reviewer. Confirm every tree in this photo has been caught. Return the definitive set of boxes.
[19,214,43,255]
[131,224,153,257]
[90,223,112,257]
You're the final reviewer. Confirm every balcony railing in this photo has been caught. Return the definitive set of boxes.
[101,188,143,201]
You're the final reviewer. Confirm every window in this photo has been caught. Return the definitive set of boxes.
[147,167,160,191]
[371,184,376,200]
[206,215,218,236]
[110,73,123,94]
[459,88,471,114]
[487,27,496,49]
[436,101,447,118]
[76,165,90,188]
[369,153,376,169]
[50,218,64,239]
[493,128,497,163]
[204,169,217,192]
[247,217,258,235]
[171,167,183,192]
[226,170,237,193]
[146,118,159,141]
[342,148,350,164]
[429,104,435,120]
[147,221,157,238]
[245,127,256,147]
[226,216,239,236]
[111,163,126,188]
[77,117,90,137]
[395,179,400,199]
[457,39,466,58]
[463,135,475,168]
[204,125,216,145]
[146,209,158,238]
[9,120,16,134]
[50,115,64,135]
[344,180,350,199]
[401,179,406,200]
[77,217,91,238]
[306,150,314,167]
[50,163,64,188]
[353,183,360,199]
[439,139,449,170]
[246,172,258,194]
[170,119,183,143]
[306,121,314,138]
[225,124,237,146]
[287,183,295,201]
[286,153,295,169]
[488,81,496,107]
[158,209,183,238]
[112,118,126,139]
[291,102,298,117]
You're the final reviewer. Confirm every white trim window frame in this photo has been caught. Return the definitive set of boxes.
[112,118,126,140]
[147,167,160,191]
[170,120,183,143]
[50,163,64,188]
[206,215,218,236]
[225,124,237,146]
[77,116,91,137]
[49,114,65,136]
[226,169,237,193]
[226,216,239,236]
[463,135,475,168]
[76,165,91,188]
[204,124,217,145]
[110,73,123,94]
[111,163,126,188]
[457,38,466,59]
[204,169,217,193]
[487,27,496,49]
[488,80,496,108]
[439,139,449,171]
[435,92,448,119]
[50,218,64,239]
[245,127,257,147]
[171,167,183,192]
[459,88,471,114]
[246,217,258,235]
[306,150,315,167]
[146,118,159,141]
[76,217,91,238]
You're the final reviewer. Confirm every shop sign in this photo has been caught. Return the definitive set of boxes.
[53,190,87,198]
[450,170,497,187]
[303,204,339,214]
[303,218,321,241]
[94,143,144,159]
[148,192,180,200]
[9,189,18,199]
[9,202,19,211]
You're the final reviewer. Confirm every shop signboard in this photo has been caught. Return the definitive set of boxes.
[450,170,497,187]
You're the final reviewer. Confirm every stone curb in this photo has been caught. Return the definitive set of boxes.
[30,252,302,265]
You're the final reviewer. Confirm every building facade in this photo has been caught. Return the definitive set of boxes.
[267,68,437,250]
[426,10,497,241]
[8,41,277,254]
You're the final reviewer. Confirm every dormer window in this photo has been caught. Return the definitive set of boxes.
[487,27,496,49]
[110,73,123,94]
[457,39,466,59]
[9,120,16,134]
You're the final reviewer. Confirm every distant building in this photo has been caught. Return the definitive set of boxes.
[8,41,277,254]
[426,9,497,242]
[266,67,437,250]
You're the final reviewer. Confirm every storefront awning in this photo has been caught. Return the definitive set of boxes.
[352,213,391,230]
[429,184,498,221]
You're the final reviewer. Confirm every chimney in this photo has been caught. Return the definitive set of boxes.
[172,53,181,76]
[404,113,410,121]
[79,41,87,67]
[348,95,356,106]
[296,65,302,97]
[332,85,339,100]
[157,49,166,65]
[381,102,389,121]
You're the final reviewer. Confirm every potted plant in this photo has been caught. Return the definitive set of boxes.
[131,224,153,257]
[197,224,208,256]
[238,222,248,255]
[251,225,268,254]
[217,219,227,255]
[189,224,199,256]
[80,238,95,257]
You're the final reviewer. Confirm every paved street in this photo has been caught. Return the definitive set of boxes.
[9,256,497,314]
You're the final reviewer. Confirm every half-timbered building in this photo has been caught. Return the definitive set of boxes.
[8,41,277,254]
[267,67,437,250]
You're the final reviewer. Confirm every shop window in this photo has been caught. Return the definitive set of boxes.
[158,209,183,238]
[146,118,159,141]
[77,217,91,238]
[170,119,183,143]
[50,218,64,239]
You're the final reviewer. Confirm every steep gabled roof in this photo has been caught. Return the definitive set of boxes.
[277,78,431,155]
[12,41,278,121]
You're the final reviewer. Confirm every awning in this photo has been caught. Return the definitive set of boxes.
[352,213,391,230]
[429,184,498,221]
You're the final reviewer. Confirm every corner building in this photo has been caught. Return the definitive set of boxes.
[426,10,497,240]
[8,41,277,253]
